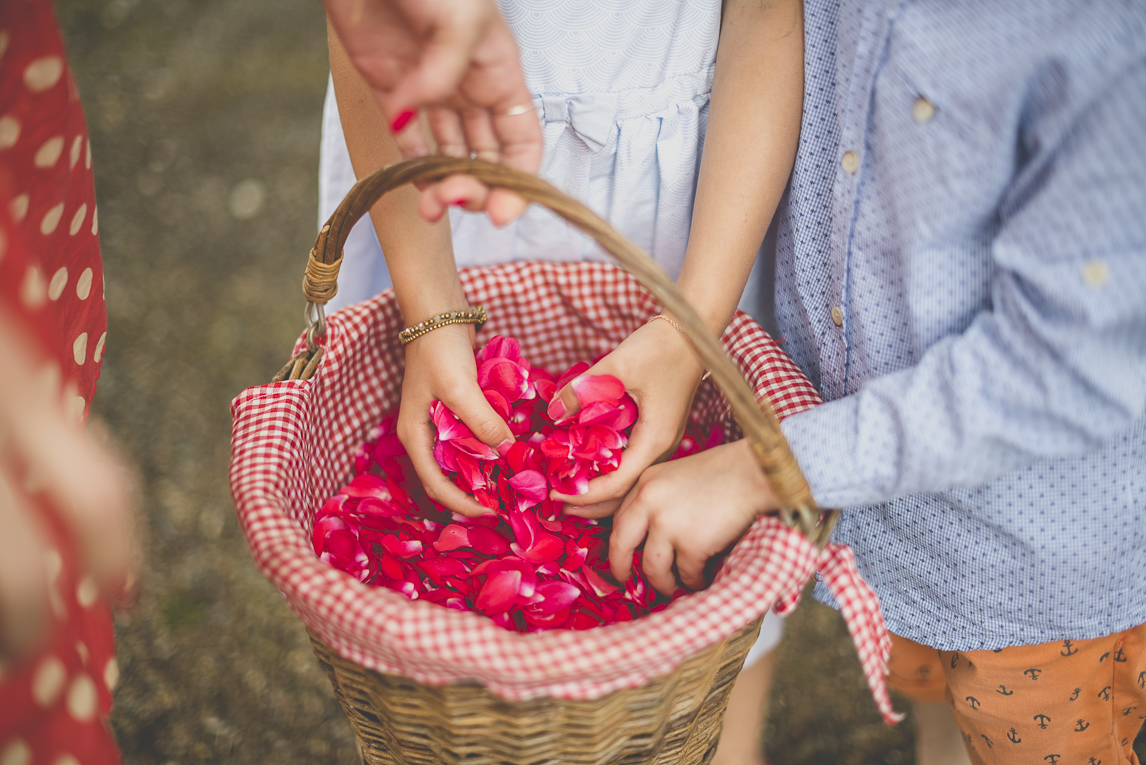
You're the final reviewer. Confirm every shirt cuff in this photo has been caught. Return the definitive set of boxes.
[780,397,876,508]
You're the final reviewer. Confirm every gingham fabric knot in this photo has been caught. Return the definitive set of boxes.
[816,542,902,724]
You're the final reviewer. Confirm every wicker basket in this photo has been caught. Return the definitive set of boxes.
[255,157,835,764]
[308,619,760,765]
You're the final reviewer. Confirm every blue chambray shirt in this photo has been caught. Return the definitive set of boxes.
[771,0,1146,649]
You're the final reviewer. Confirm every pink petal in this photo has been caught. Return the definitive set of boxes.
[432,524,471,552]
[380,535,424,559]
[512,531,565,563]
[534,580,582,611]
[571,374,625,407]
[484,389,512,421]
[434,440,461,473]
[342,474,391,500]
[508,470,548,503]
[475,569,522,615]
[467,525,510,555]
[478,358,529,401]
[581,566,621,597]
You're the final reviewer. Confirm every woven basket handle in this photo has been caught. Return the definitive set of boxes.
[287,156,834,546]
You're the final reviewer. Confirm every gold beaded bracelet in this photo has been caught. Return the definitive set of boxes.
[398,306,488,346]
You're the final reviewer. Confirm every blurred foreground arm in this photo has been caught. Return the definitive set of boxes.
[0,313,136,661]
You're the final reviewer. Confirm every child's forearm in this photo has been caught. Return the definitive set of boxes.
[675,0,804,336]
[327,18,470,322]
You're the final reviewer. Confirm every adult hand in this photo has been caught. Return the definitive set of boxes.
[608,439,778,595]
[0,317,136,661]
[555,319,705,519]
[397,323,514,517]
[325,0,543,225]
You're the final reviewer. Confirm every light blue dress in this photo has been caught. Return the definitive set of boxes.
[318,0,783,663]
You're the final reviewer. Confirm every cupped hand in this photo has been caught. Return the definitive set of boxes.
[608,439,778,596]
[397,323,514,516]
[326,0,543,225]
[555,319,706,518]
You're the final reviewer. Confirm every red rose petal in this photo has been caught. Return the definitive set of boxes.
[475,569,522,615]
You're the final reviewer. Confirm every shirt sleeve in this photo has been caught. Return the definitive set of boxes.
[782,56,1146,509]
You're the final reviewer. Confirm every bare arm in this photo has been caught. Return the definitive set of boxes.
[559,0,805,519]
[328,19,515,517]
[676,0,804,335]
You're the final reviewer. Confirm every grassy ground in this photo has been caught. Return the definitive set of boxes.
[56,1,1142,763]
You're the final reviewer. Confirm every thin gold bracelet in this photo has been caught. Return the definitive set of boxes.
[399,306,487,346]
[646,313,711,380]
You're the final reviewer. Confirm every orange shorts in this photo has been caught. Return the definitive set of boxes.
[887,624,1146,765]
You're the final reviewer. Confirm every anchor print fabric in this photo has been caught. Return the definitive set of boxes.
[887,624,1146,765]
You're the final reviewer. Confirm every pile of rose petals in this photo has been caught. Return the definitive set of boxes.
[313,335,721,633]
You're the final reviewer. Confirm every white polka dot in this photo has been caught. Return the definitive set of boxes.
[10,193,28,222]
[0,115,19,149]
[53,756,81,765]
[66,673,97,722]
[48,266,68,300]
[73,332,88,365]
[45,548,63,581]
[20,265,47,308]
[67,394,87,422]
[76,575,99,607]
[85,138,91,169]
[24,56,64,92]
[41,202,64,235]
[69,134,83,168]
[75,641,89,665]
[32,656,67,707]
[76,267,93,299]
[69,203,87,235]
[104,657,119,691]
[93,332,107,363]
[34,135,64,168]
[91,205,99,235]
[0,739,31,765]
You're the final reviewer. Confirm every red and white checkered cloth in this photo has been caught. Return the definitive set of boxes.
[229,261,900,723]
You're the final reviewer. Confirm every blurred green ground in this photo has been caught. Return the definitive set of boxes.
[54,1,1142,763]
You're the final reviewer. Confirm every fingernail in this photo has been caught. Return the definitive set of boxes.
[547,398,567,422]
[390,109,415,133]
[496,439,513,458]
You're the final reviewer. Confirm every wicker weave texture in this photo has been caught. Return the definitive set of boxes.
[308,617,762,765]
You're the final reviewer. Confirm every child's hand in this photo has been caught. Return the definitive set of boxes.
[397,323,513,517]
[608,439,778,595]
[553,318,705,518]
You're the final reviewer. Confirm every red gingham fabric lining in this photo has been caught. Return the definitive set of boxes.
[230,262,897,721]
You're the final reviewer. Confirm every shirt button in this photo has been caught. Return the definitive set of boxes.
[1082,259,1109,287]
[912,97,936,123]
[830,306,844,327]
[840,151,859,174]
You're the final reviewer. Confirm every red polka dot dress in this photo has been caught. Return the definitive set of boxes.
[0,1,118,763]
